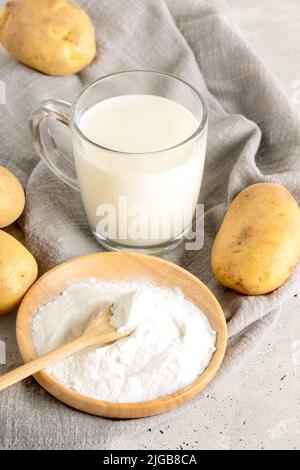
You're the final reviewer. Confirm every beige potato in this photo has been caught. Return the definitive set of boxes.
[0,165,25,228]
[212,183,300,295]
[0,230,38,314]
[0,0,96,76]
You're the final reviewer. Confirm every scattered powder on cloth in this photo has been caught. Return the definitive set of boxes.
[32,279,216,403]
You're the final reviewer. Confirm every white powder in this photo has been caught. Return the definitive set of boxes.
[32,279,216,403]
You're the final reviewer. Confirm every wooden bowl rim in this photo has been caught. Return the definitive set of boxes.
[16,252,227,418]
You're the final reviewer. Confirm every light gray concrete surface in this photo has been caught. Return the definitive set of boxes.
[0,0,299,451]
[118,0,300,450]
[124,295,300,450]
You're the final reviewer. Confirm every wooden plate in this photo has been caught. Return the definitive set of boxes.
[16,252,227,419]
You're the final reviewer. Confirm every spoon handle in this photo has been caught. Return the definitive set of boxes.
[0,331,112,392]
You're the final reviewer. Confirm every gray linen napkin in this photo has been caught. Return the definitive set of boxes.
[0,0,300,450]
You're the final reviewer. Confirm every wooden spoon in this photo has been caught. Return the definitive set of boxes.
[0,305,129,392]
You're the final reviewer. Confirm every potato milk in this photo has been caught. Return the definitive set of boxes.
[74,94,206,247]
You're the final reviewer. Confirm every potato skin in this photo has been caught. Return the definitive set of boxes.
[211,183,300,295]
[0,165,25,228]
[0,0,96,76]
[0,230,38,314]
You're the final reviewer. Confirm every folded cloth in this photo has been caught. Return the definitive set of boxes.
[0,0,300,450]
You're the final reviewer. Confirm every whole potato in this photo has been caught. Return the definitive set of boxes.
[212,183,300,295]
[0,0,96,76]
[0,230,38,314]
[0,165,25,228]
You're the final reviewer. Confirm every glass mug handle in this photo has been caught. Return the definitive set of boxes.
[29,100,80,191]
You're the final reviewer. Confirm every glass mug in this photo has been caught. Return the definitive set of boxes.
[30,70,208,254]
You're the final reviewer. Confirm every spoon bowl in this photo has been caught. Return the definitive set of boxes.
[0,306,132,392]
[17,252,227,418]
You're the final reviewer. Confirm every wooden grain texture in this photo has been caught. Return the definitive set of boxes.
[0,306,129,391]
[16,252,227,419]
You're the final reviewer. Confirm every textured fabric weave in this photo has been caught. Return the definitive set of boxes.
[0,0,300,449]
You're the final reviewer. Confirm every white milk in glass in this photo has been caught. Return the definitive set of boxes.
[74,94,207,247]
